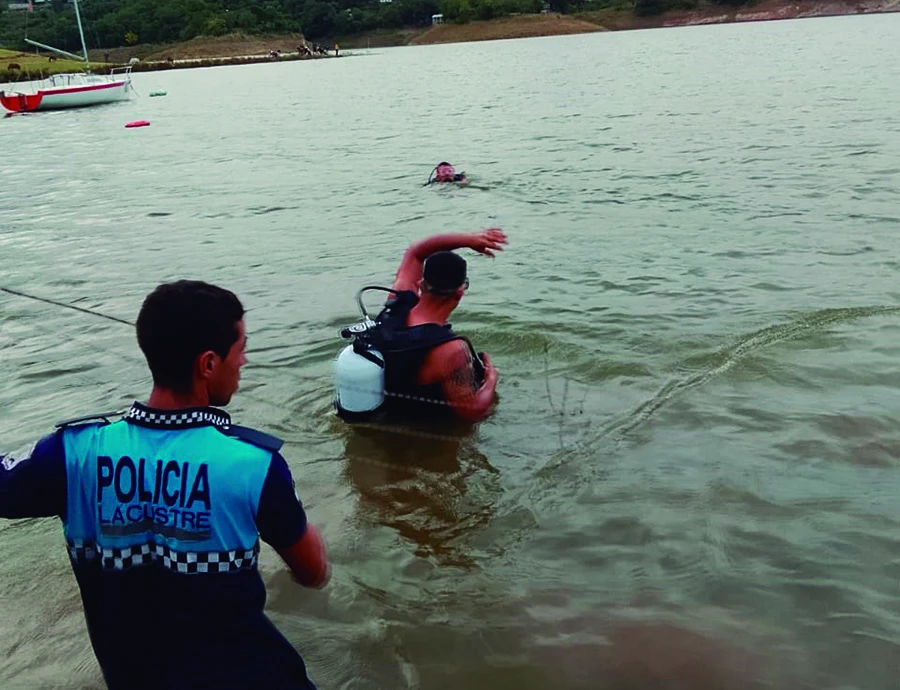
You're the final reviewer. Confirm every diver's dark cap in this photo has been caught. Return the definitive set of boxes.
[423,251,467,294]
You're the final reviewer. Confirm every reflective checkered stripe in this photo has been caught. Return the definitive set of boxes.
[68,539,99,563]
[125,406,230,428]
[67,539,259,574]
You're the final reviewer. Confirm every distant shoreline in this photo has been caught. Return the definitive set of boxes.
[2,2,899,81]
[406,14,606,46]
[583,0,900,33]
[340,0,900,48]
[0,36,338,82]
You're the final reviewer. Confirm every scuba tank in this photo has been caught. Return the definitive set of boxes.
[334,340,384,418]
[333,285,486,422]
[333,287,397,421]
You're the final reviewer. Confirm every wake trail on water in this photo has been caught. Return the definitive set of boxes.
[588,304,900,452]
[6,284,899,458]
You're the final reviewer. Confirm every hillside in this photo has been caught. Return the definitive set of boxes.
[409,14,607,45]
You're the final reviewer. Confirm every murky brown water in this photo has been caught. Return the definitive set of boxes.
[2,14,900,689]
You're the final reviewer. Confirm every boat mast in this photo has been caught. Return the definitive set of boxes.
[72,0,90,69]
[23,0,90,66]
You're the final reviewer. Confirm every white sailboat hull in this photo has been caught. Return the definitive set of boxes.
[38,78,132,110]
[1,0,135,115]
[1,72,133,113]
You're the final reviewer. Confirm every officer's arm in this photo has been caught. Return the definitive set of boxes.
[275,525,330,589]
[434,340,499,423]
[0,431,67,519]
[256,453,330,589]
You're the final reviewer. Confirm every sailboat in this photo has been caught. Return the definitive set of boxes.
[0,0,133,113]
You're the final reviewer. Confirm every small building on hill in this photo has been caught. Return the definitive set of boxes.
[8,0,55,10]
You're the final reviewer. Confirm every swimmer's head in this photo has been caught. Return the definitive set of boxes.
[435,162,456,182]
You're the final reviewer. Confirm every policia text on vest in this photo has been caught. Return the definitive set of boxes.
[97,455,212,536]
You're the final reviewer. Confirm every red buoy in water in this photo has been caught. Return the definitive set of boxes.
[125,120,150,128]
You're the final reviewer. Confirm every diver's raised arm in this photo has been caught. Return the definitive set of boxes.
[391,229,508,292]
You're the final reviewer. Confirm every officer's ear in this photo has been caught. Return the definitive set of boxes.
[197,350,218,380]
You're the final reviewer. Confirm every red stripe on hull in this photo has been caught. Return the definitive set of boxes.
[41,81,127,96]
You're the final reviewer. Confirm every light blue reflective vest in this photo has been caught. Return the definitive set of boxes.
[61,405,275,574]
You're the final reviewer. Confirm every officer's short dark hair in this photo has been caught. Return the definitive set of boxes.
[136,280,245,392]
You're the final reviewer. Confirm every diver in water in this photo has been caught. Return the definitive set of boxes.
[425,162,469,186]
[334,229,507,424]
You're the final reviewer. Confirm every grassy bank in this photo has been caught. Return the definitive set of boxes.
[0,37,336,83]
[0,48,115,82]
[410,13,607,45]
[86,33,311,63]
[329,28,428,50]
[574,5,647,31]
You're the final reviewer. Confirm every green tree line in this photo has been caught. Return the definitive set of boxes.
[0,0,749,51]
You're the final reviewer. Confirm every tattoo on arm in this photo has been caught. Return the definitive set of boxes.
[449,346,477,393]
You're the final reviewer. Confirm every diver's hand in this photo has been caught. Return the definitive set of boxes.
[481,353,499,384]
[469,228,508,258]
[480,353,500,411]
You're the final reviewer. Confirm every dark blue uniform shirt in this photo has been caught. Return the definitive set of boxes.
[0,403,317,690]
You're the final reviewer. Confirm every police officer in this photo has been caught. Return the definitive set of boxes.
[0,280,329,689]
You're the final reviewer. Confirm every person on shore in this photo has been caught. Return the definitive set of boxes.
[0,280,329,690]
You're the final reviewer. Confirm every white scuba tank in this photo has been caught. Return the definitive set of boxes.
[334,342,385,415]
